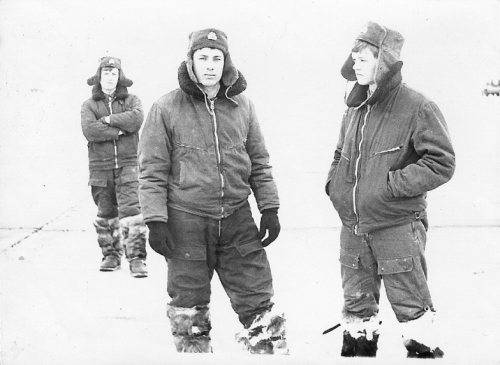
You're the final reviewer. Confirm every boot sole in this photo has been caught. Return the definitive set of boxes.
[131,272,148,278]
[100,265,121,272]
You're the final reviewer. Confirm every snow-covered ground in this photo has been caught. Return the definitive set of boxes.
[1,0,500,364]
[1,200,499,364]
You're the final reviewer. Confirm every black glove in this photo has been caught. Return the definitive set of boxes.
[146,221,174,259]
[257,209,281,247]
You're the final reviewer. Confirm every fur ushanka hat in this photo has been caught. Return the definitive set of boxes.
[185,28,239,87]
[87,56,133,87]
[341,21,404,85]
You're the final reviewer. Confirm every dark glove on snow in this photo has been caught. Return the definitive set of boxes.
[258,209,281,247]
[146,221,174,259]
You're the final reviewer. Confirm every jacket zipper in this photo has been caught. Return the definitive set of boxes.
[209,99,225,218]
[108,99,119,169]
[352,105,371,234]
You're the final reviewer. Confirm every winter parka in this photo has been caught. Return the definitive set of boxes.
[81,85,144,171]
[327,59,455,235]
[138,62,279,223]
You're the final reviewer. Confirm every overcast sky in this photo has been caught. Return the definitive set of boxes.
[0,0,499,227]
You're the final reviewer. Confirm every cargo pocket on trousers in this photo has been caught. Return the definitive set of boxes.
[339,249,359,269]
[171,246,206,261]
[88,178,107,187]
[377,256,413,275]
[89,170,108,187]
[234,239,263,257]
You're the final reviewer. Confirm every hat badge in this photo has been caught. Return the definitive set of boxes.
[109,59,115,64]
[207,32,218,40]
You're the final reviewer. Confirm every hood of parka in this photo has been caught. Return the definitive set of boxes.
[341,21,404,85]
[178,61,247,101]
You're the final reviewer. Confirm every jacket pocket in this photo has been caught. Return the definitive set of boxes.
[377,256,413,275]
[371,145,403,158]
[222,142,252,195]
[329,155,355,218]
[178,159,206,190]
[335,154,354,183]
[339,249,359,269]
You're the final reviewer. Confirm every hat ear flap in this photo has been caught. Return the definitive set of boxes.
[87,67,100,86]
[221,52,238,87]
[118,69,133,87]
[340,54,357,81]
[186,56,199,83]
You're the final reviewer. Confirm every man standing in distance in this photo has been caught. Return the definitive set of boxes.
[81,56,148,277]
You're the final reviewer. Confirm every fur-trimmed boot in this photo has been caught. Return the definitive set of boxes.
[235,308,289,355]
[167,305,212,353]
[120,214,148,278]
[340,315,381,357]
[93,217,123,271]
[402,310,444,358]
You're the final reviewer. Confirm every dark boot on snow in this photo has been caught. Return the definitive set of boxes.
[404,338,444,358]
[340,315,381,357]
[341,330,379,357]
[402,310,444,359]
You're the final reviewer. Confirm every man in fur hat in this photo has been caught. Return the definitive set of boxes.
[138,28,288,354]
[325,22,455,358]
[81,56,148,278]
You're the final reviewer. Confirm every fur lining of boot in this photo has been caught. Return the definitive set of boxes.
[173,334,212,353]
[235,308,289,355]
[402,310,444,358]
[167,305,212,353]
[93,217,122,257]
[340,314,381,357]
[120,214,147,260]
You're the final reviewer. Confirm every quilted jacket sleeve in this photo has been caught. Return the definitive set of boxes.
[388,101,455,197]
[81,99,120,142]
[138,101,172,223]
[109,94,144,134]
[246,99,280,212]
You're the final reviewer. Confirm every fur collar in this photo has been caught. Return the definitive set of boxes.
[346,61,403,108]
[91,84,129,101]
[177,61,247,101]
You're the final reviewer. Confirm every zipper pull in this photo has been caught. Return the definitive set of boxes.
[210,99,215,111]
